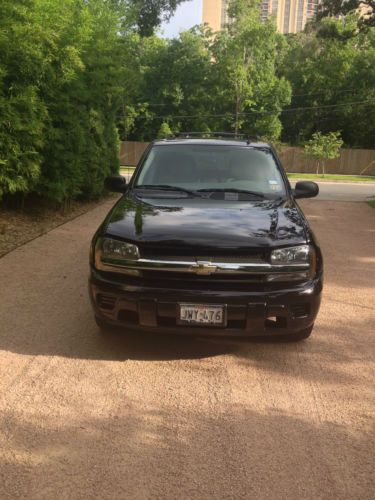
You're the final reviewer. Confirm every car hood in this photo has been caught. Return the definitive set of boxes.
[103,194,307,251]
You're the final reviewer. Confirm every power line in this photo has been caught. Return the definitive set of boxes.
[124,98,375,120]
[292,88,358,97]
[129,89,360,107]
[280,99,375,113]
[130,89,362,106]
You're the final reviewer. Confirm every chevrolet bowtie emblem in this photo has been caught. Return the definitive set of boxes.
[191,261,217,275]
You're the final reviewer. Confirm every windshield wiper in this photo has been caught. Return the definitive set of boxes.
[196,188,265,199]
[134,184,201,197]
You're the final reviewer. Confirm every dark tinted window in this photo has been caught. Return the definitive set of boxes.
[136,145,286,197]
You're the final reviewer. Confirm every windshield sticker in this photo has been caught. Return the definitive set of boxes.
[269,180,281,191]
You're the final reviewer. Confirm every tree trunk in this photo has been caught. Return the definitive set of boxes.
[235,87,240,135]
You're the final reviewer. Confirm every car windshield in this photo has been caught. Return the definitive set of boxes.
[134,144,286,198]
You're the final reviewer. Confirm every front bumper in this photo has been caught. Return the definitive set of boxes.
[89,267,322,337]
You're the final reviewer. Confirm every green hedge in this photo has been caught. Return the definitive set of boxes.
[0,0,120,205]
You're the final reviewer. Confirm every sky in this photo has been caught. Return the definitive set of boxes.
[160,0,203,38]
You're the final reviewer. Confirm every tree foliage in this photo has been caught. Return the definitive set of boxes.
[126,2,291,141]
[0,0,46,199]
[317,0,374,30]
[304,131,343,175]
[157,122,173,138]
[280,16,375,148]
[129,27,217,138]
[129,0,187,36]
[35,0,122,202]
[211,0,291,138]
[1,0,374,204]
[0,0,121,204]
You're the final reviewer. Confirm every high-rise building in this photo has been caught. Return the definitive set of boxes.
[203,0,230,31]
[202,0,321,34]
[261,0,320,33]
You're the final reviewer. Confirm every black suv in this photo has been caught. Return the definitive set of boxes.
[89,134,323,340]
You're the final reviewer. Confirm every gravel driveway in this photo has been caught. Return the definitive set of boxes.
[0,200,374,499]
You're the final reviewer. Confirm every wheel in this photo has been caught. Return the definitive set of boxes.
[95,315,115,333]
[285,324,314,341]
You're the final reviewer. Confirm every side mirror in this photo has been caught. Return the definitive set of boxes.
[105,175,127,193]
[293,181,319,199]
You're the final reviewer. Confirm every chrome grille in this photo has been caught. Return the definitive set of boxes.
[139,255,265,264]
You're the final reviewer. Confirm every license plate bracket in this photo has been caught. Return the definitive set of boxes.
[177,303,227,327]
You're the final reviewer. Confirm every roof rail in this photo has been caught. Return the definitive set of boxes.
[165,132,260,144]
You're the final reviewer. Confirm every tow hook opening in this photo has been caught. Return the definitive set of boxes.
[265,315,287,329]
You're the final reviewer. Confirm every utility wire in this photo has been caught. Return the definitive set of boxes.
[136,89,361,107]
[123,98,375,120]
[291,88,358,97]
[280,99,375,113]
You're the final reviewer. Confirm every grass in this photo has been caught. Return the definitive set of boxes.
[287,173,375,183]
[367,199,375,209]
[120,166,135,173]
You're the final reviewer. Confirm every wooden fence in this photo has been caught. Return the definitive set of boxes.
[277,147,375,176]
[119,141,149,167]
[119,141,375,176]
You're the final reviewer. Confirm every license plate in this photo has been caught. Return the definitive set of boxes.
[178,303,226,327]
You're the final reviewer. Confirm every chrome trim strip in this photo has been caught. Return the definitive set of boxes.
[97,256,309,275]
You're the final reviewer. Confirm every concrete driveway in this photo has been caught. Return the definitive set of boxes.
[0,199,374,499]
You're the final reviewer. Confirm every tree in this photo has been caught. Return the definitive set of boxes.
[304,131,343,176]
[1,0,124,205]
[280,16,375,148]
[130,27,215,139]
[0,0,46,202]
[316,0,374,30]
[34,0,123,204]
[210,0,291,138]
[120,0,188,36]
[157,122,172,138]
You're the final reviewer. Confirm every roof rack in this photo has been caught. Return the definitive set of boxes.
[165,132,260,144]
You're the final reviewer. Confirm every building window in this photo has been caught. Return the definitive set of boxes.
[283,0,291,32]
[261,0,270,21]
[221,0,229,29]
[296,0,305,31]
[307,0,319,19]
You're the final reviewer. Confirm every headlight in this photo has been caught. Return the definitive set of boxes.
[268,245,316,281]
[101,238,140,261]
[94,237,141,276]
[270,245,311,265]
